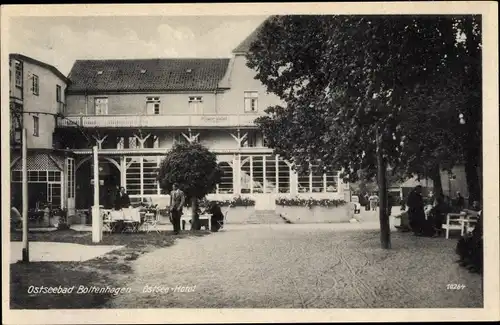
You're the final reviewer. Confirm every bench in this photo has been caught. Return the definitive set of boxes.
[443,210,478,239]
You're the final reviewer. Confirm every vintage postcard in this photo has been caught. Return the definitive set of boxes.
[1,2,499,324]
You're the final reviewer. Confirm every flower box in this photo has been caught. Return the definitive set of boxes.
[275,197,349,223]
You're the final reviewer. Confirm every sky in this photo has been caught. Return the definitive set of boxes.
[9,16,268,76]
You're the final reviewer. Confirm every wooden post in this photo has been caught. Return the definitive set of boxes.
[92,146,102,243]
[376,126,391,249]
[22,128,29,262]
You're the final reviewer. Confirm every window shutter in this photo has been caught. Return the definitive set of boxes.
[244,98,252,112]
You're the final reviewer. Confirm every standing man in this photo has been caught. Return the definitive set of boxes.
[169,183,185,235]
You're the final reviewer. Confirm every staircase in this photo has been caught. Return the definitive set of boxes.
[245,210,286,224]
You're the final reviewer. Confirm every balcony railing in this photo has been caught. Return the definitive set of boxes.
[57,114,262,128]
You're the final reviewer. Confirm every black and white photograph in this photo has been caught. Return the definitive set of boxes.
[2,2,499,324]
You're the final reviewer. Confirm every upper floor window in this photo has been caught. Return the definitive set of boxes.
[146,97,160,115]
[33,115,39,137]
[188,96,203,114]
[56,85,62,102]
[14,61,22,87]
[31,74,39,96]
[94,97,108,115]
[244,91,258,112]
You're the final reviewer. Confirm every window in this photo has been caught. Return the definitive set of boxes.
[31,74,39,95]
[188,96,203,114]
[94,97,108,115]
[173,133,188,145]
[146,97,160,115]
[56,85,62,102]
[33,116,39,137]
[15,61,22,87]
[244,91,258,112]
[241,132,257,148]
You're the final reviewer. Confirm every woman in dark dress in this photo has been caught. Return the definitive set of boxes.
[208,202,225,232]
[407,185,426,235]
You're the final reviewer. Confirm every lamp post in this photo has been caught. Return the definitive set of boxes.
[21,127,29,262]
[91,146,102,243]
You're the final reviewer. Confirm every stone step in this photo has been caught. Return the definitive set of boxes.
[248,211,287,224]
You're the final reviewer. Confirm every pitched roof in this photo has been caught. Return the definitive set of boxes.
[10,53,70,84]
[66,58,230,93]
[232,21,266,54]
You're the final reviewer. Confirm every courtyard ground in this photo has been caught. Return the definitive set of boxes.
[9,230,209,309]
[9,212,482,309]
[107,223,483,309]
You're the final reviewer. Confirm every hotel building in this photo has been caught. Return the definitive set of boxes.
[11,27,349,220]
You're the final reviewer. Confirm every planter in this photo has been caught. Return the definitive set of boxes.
[276,205,350,224]
[225,206,256,224]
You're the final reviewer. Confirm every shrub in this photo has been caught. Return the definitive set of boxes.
[208,196,256,207]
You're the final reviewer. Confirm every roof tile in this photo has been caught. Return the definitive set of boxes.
[67,58,230,93]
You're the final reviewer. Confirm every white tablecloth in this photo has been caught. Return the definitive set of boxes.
[109,208,141,222]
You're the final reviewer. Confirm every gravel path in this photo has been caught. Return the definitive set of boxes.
[107,224,483,308]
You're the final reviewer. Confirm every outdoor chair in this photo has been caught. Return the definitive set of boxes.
[102,209,115,233]
[443,212,467,239]
[217,209,228,231]
[141,211,160,233]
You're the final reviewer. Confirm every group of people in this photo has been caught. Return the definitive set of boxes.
[404,186,475,237]
[360,193,380,211]
[400,185,482,273]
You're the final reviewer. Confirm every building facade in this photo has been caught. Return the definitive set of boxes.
[53,30,348,216]
[9,53,71,212]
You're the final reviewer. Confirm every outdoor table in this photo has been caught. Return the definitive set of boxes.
[181,214,211,230]
[106,208,142,233]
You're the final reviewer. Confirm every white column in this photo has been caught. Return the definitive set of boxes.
[92,146,102,243]
[275,155,279,194]
[250,156,254,194]
[233,154,241,195]
[290,167,298,195]
[323,173,327,193]
[120,156,126,188]
[263,155,267,193]
[139,157,144,199]
[309,169,313,194]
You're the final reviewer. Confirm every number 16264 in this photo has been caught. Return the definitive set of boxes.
[447,284,466,290]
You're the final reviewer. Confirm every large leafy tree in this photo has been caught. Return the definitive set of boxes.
[157,142,222,230]
[247,15,481,247]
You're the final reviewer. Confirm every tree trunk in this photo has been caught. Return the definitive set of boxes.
[376,127,391,249]
[190,197,200,231]
[465,154,481,205]
[430,167,443,198]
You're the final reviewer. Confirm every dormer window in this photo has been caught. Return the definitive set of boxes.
[140,69,147,74]
[186,69,192,73]
[97,70,103,75]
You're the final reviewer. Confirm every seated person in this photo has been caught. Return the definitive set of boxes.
[428,194,452,234]
[208,202,225,232]
[456,209,482,273]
